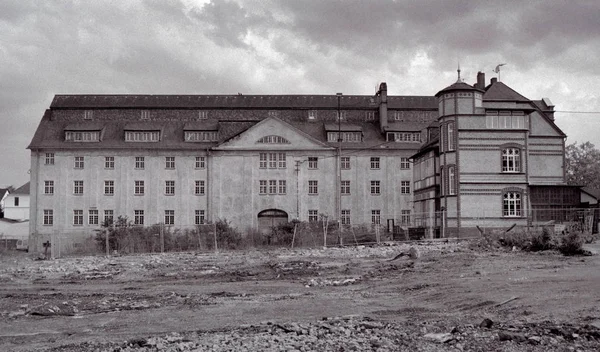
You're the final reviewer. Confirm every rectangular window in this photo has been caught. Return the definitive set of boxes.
[184,131,218,142]
[134,210,144,225]
[259,153,268,168]
[43,209,53,225]
[14,197,19,206]
[503,192,522,217]
[104,210,114,225]
[447,122,455,151]
[371,210,381,225]
[269,180,277,194]
[45,153,55,165]
[44,180,54,195]
[308,110,317,120]
[65,131,100,142]
[105,156,115,169]
[337,111,347,120]
[308,180,318,195]
[341,209,351,225]
[308,210,318,222]
[135,156,145,169]
[341,157,350,170]
[141,110,150,120]
[401,210,411,225]
[198,111,208,119]
[195,156,206,169]
[278,180,286,194]
[195,180,205,195]
[327,132,362,142]
[400,157,410,169]
[401,181,411,194]
[134,180,145,195]
[73,209,83,226]
[308,157,318,169]
[370,157,380,169]
[370,180,381,195]
[512,115,524,129]
[84,110,93,120]
[259,180,267,195]
[165,156,175,169]
[195,210,205,225]
[164,210,174,225]
[125,130,160,142]
[104,180,114,195]
[365,111,375,121]
[74,156,84,169]
[74,180,84,195]
[268,110,279,117]
[341,180,350,195]
[278,153,286,168]
[165,180,175,195]
[448,166,456,195]
[268,153,277,168]
[89,209,99,225]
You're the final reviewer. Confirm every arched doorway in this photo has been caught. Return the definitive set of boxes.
[258,209,288,234]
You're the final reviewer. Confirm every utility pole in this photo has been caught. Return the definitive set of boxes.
[336,92,343,247]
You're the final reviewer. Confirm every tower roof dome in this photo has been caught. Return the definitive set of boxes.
[435,81,484,97]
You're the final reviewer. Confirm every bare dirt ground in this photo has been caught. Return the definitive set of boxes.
[1,241,599,351]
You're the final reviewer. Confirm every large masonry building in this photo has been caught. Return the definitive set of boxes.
[28,72,568,250]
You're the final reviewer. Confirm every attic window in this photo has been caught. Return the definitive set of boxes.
[308,110,317,120]
[198,111,208,119]
[393,111,404,121]
[257,135,291,144]
[65,130,100,142]
[327,132,362,142]
[365,111,375,121]
[84,110,93,120]
[125,130,160,142]
[185,131,218,142]
[336,111,347,120]
[141,110,150,120]
[387,132,421,143]
[268,110,279,117]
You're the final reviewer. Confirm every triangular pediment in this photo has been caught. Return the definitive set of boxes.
[214,117,333,150]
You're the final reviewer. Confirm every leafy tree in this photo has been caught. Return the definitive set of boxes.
[565,142,600,188]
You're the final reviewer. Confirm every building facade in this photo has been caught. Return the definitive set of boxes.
[28,73,569,251]
[4,182,30,221]
[28,84,436,251]
[412,71,568,237]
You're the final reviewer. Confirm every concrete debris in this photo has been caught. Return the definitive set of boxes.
[304,277,361,287]
[423,332,454,343]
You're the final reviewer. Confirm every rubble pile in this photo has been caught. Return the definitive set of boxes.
[43,316,600,352]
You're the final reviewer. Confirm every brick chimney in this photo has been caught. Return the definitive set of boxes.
[491,77,497,85]
[477,71,485,89]
[377,82,388,133]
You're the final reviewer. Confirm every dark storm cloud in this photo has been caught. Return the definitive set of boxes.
[191,0,275,48]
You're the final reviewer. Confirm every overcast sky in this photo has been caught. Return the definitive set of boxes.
[1,0,600,187]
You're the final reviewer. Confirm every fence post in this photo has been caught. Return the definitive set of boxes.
[291,223,297,249]
[51,231,56,259]
[105,228,109,257]
[213,223,218,253]
[160,223,165,254]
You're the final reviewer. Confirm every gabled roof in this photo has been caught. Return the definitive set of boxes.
[0,188,8,199]
[483,81,529,102]
[49,94,439,110]
[11,182,30,195]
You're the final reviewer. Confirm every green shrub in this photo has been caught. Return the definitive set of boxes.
[559,231,586,256]
[529,227,555,252]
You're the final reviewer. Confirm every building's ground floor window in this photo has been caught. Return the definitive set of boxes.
[43,209,53,225]
[341,209,350,225]
[195,210,205,225]
[371,210,381,225]
[165,210,175,225]
[503,192,522,217]
[308,209,318,222]
[134,210,144,225]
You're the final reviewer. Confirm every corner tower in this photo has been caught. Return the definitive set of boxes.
[434,69,485,234]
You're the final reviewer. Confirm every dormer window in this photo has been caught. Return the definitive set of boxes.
[65,130,100,142]
[256,135,290,144]
[386,132,421,143]
[185,131,218,142]
[327,131,362,142]
[84,110,93,120]
[125,131,160,142]
[308,110,317,120]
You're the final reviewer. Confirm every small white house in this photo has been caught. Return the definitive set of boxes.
[4,182,30,221]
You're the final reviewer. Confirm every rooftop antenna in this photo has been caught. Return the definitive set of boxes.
[456,62,462,83]
[493,63,506,81]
